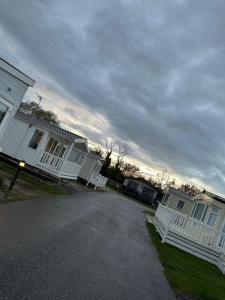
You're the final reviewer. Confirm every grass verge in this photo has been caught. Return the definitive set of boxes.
[0,161,69,201]
[147,223,225,300]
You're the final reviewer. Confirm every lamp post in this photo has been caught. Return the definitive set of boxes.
[8,160,26,191]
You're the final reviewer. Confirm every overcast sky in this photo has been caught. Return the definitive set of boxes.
[0,0,225,194]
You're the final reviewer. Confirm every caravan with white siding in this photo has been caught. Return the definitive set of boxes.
[0,58,34,142]
[0,111,88,180]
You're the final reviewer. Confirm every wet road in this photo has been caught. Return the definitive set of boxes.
[0,191,175,300]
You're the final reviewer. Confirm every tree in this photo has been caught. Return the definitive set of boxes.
[19,101,59,125]
[101,138,116,176]
[90,145,104,158]
[178,183,201,196]
[120,162,140,178]
[112,141,130,177]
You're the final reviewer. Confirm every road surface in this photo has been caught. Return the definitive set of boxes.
[0,191,175,300]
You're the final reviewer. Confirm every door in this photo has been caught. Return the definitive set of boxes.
[218,218,225,249]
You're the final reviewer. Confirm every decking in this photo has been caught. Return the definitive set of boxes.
[154,204,225,273]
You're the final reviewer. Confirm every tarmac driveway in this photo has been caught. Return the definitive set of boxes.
[0,191,175,300]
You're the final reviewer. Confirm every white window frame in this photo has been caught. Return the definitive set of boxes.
[206,205,221,227]
[28,129,44,150]
[176,200,185,211]
[191,202,220,227]
[191,202,208,222]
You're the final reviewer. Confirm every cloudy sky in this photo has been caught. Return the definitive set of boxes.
[0,0,225,194]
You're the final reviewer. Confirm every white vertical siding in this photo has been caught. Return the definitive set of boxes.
[0,117,49,166]
[78,156,95,180]
[0,117,28,157]
[0,65,33,143]
[0,68,29,106]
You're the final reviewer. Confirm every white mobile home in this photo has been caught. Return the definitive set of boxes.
[154,187,225,273]
[0,111,88,180]
[0,58,35,141]
[78,152,108,190]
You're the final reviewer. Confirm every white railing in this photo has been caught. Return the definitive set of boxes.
[155,204,175,226]
[39,152,63,173]
[155,204,225,253]
[89,173,108,188]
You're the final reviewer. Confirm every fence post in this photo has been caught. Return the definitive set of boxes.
[162,212,174,243]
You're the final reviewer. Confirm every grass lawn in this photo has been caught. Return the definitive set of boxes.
[147,223,225,300]
[0,161,69,201]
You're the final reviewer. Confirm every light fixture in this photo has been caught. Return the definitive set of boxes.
[19,160,26,168]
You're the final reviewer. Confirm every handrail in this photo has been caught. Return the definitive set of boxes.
[155,203,225,253]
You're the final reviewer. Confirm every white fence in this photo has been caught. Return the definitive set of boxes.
[88,173,108,189]
[39,152,63,173]
[155,204,225,253]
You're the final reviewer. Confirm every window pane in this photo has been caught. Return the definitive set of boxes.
[207,206,220,227]
[28,129,44,149]
[176,200,185,211]
[207,213,217,227]
[202,206,209,222]
[193,203,205,221]
[45,138,55,152]
[49,141,58,154]
[212,207,220,213]
[59,146,66,158]
[0,101,8,124]
[162,194,170,205]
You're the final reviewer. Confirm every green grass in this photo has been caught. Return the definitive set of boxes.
[147,223,225,300]
[20,173,68,195]
[0,161,68,196]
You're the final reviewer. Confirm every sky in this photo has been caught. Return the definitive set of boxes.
[0,0,225,194]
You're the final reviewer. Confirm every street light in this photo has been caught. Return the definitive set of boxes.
[8,160,26,191]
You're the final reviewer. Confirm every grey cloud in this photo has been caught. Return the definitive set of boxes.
[0,0,225,193]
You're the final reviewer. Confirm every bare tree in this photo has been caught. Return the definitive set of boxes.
[120,162,140,178]
[112,141,130,177]
[178,183,201,196]
[90,145,104,158]
[101,138,116,176]
[19,100,59,125]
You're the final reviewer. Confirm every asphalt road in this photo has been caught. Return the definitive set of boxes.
[0,191,175,300]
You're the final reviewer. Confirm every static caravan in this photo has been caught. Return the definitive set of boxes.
[0,58,34,142]
[78,152,108,190]
[154,187,225,273]
[123,178,157,204]
[0,111,88,180]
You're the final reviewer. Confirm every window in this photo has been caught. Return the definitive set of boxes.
[68,150,85,165]
[162,193,170,205]
[28,129,44,149]
[192,203,207,221]
[94,163,101,174]
[45,138,67,158]
[0,101,8,124]
[207,206,220,227]
[176,200,185,211]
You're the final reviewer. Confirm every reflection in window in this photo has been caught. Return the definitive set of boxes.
[176,200,185,211]
[28,129,44,149]
[68,149,85,165]
[207,206,220,227]
[192,203,207,221]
